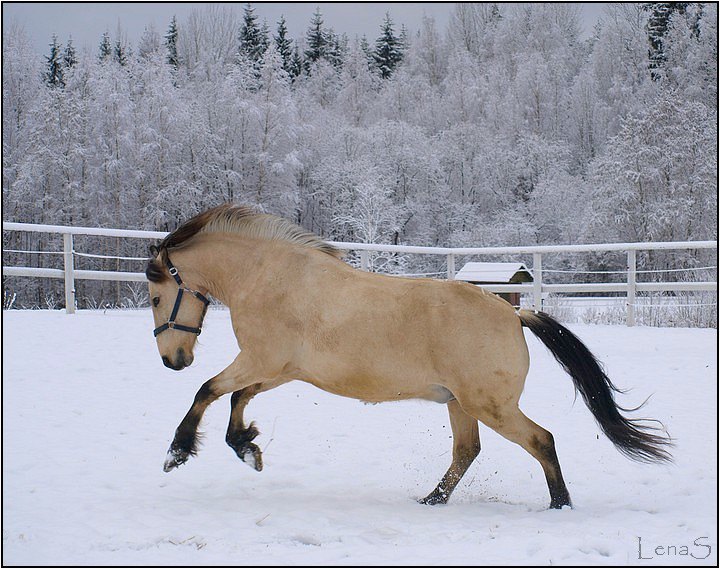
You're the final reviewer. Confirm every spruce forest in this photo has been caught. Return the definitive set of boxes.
[2,3,717,312]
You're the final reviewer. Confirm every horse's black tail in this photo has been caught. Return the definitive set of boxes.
[518,309,672,463]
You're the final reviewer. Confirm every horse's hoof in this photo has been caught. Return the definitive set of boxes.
[418,492,449,506]
[163,447,189,472]
[237,443,263,471]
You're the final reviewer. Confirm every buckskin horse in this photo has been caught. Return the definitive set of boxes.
[146,204,671,508]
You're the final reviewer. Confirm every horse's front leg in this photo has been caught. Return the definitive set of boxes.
[163,355,260,472]
[225,379,288,471]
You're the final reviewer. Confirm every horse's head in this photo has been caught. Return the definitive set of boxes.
[146,247,210,371]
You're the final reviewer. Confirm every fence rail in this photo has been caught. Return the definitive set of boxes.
[3,221,717,326]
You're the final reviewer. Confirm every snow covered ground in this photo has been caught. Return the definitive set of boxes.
[3,309,717,565]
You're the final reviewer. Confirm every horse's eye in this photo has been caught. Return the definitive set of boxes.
[152,297,160,307]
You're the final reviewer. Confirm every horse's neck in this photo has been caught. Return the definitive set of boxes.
[176,235,318,307]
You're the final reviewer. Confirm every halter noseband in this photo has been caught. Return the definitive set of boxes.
[153,256,211,338]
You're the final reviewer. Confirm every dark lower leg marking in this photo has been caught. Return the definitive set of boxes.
[226,421,263,471]
[457,399,572,510]
[163,381,216,472]
[226,386,264,471]
[530,433,571,509]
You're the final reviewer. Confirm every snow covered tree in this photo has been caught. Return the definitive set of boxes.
[332,172,401,267]
[165,16,179,68]
[359,35,374,69]
[587,93,717,246]
[178,5,238,80]
[447,3,501,59]
[662,3,717,107]
[63,37,77,69]
[138,25,161,59]
[114,39,128,66]
[326,30,348,70]
[251,45,301,216]
[238,3,268,64]
[398,24,410,55]
[289,46,303,80]
[645,2,690,78]
[304,8,328,69]
[274,15,294,76]
[404,15,447,86]
[374,13,403,78]
[337,40,381,126]
[45,35,64,87]
[98,31,112,62]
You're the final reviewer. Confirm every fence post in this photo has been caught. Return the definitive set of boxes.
[533,252,542,311]
[63,233,76,314]
[627,249,636,327]
[446,254,455,280]
[360,250,370,271]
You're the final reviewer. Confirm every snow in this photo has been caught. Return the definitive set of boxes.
[454,262,531,284]
[3,308,717,565]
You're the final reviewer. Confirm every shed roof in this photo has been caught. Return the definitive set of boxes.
[454,262,532,284]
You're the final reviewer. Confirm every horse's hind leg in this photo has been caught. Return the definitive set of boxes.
[420,399,480,505]
[460,398,571,509]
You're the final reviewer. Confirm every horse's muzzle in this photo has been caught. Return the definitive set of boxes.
[162,348,193,371]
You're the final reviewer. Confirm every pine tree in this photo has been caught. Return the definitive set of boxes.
[98,31,112,62]
[114,39,128,66]
[289,45,304,79]
[374,13,403,79]
[326,30,348,70]
[239,3,268,63]
[45,35,64,87]
[359,35,374,69]
[304,8,328,69]
[260,20,271,54]
[398,24,410,55]
[165,16,179,68]
[274,15,294,75]
[63,37,77,70]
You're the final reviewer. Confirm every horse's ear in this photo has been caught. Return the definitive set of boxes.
[149,244,159,257]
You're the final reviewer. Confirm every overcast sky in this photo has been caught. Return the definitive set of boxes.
[4,2,606,55]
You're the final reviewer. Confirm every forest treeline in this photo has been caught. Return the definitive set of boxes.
[2,3,717,309]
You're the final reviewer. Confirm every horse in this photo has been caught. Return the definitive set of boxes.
[146,204,671,509]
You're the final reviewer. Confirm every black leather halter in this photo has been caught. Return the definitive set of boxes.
[153,256,211,337]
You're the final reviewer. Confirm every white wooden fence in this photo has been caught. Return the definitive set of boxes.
[3,221,717,326]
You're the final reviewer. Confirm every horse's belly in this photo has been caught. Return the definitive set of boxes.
[301,374,453,405]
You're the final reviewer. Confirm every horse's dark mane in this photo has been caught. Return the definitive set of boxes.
[146,204,341,283]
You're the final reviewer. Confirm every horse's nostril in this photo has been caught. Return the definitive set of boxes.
[162,355,184,371]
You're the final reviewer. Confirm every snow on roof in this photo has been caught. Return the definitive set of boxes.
[454,262,532,283]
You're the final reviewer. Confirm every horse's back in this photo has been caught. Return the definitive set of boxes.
[298,266,530,402]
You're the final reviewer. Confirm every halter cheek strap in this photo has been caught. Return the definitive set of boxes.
[153,256,211,337]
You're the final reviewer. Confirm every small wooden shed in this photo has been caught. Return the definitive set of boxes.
[454,262,533,307]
